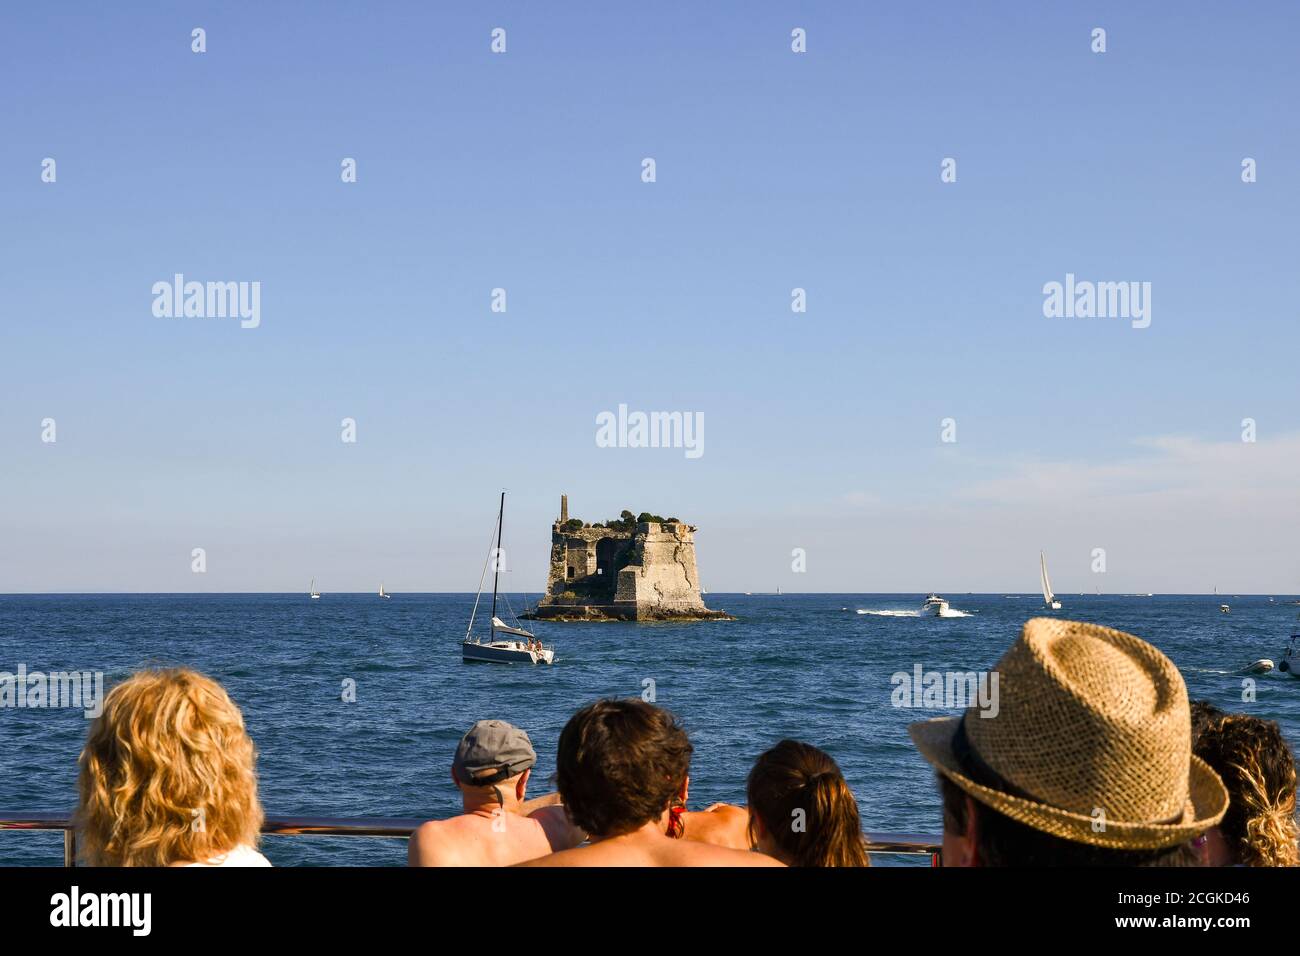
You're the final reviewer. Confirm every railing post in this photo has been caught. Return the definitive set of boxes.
[64,828,76,867]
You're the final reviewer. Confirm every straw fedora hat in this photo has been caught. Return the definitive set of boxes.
[910,617,1227,850]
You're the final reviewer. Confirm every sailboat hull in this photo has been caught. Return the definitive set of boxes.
[462,640,554,665]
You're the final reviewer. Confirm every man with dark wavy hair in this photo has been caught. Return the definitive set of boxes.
[519,698,782,867]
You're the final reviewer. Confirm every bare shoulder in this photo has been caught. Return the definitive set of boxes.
[408,819,451,866]
[683,841,785,867]
[408,817,475,867]
[514,843,589,867]
[528,804,587,851]
[681,803,750,850]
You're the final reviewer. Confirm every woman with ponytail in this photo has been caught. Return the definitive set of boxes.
[1191,706,1299,867]
[679,739,870,866]
[745,740,870,867]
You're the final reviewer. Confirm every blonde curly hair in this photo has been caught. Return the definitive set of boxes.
[74,668,264,866]
[1193,710,1299,867]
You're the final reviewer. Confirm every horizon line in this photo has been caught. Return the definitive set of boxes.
[1,591,1295,598]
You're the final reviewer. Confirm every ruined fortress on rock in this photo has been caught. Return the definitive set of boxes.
[524,495,731,622]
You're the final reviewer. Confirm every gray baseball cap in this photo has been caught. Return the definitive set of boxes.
[452,720,537,787]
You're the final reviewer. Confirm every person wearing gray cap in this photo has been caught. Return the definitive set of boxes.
[408,720,586,867]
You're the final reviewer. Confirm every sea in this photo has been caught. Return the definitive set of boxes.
[2,592,1297,867]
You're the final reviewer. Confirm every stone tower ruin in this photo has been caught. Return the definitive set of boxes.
[525,495,730,621]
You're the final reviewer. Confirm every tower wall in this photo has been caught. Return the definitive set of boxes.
[531,497,727,620]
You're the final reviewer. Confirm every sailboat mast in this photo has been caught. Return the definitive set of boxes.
[489,491,504,634]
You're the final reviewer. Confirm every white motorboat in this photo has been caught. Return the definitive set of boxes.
[920,594,950,616]
[462,492,555,665]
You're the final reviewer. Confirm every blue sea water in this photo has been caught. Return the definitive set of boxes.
[2,592,1297,867]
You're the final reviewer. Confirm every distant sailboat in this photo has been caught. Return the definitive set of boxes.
[309,578,320,600]
[378,582,391,599]
[1040,552,1062,610]
[462,492,555,665]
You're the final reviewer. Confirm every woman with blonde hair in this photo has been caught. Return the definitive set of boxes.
[1191,705,1299,867]
[75,668,270,866]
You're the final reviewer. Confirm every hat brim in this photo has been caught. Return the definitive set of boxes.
[909,716,1228,851]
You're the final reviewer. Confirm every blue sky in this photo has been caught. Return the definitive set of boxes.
[2,1,1298,593]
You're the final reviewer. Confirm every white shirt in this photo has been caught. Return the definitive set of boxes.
[185,844,272,867]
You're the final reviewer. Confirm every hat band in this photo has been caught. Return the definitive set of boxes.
[456,760,531,788]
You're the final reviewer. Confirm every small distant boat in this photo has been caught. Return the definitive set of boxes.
[462,492,554,665]
[1278,616,1300,679]
[920,594,950,616]
[1242,659,1274,675]
[1039,552,1062,611]
[1220,604,1231,614]
[309,578,321,600]
[378,582,391,599]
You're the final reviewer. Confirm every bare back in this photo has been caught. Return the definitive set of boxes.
[409,806,578,867]
[518,828,784,867]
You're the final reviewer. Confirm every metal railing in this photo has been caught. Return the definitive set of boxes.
[0,812,943,866]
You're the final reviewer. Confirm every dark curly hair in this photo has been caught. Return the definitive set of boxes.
[1190,699,1227,743]
[1192,709,1299,867]
[555,698,693,838]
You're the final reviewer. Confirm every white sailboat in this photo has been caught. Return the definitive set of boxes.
[378,582,391,599]
[462,492,555,665]
[309,578,321,600]
[1040,552,1062,610]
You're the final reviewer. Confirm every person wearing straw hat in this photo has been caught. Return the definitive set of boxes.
[408,720,586,866]
[910,618,1228,866]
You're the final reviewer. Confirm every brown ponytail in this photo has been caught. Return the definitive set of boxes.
[746,740,869,867]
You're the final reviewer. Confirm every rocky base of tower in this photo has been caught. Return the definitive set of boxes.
[523,603,734,623]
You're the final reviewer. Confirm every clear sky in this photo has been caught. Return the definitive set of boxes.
[2,1,1298,594]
